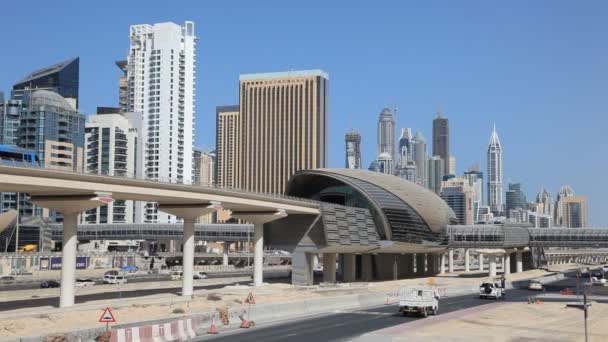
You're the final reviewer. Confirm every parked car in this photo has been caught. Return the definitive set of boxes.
[528,280,543,291]
[602,265,608,274]
[591,277,607,286]
[40,280,60,288]
[75,278,96,287]
[479,282,504,299]
[103,275,128,285]
[104,270,120,277]
[171,271,208,280]
[398,286,439,317]
[0,276,15,284]
[193,271,208,280]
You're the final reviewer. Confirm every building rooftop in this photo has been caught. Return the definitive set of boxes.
[14,58,79,86]
[240,69,329,81]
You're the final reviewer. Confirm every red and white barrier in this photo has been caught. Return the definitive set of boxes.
[110,318,196,342]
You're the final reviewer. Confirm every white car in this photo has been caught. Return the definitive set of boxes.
[602,266,608,274]
[591,277,607,286]
[528,280,543,291]
[479,282,504,299]
[75,278,96,287]
[103,275,127,285]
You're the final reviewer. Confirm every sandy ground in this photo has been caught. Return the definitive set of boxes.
[381,302,608,342]
[0,264,580,339]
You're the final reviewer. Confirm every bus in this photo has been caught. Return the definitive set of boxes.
[0,144,39,167]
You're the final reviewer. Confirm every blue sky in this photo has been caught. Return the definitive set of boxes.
[1,1,607,225]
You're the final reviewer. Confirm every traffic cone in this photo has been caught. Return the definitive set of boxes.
[207,322,219,334]
[240,317,250,329]
[207,315,219,334]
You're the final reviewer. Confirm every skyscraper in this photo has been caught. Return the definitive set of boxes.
[448,155,456,175]
[235,70,328,193]
[441,177,474,225]
[427,155,444,195]
[126,21,197,223]
[377,152,394,175]
[487,125,503,216]
[554,185,575,227]
[345,130,362,169]
[12,57,80,110]
[506,182,527,218]
[535,188,554,217]
[115,60,128,113]
[411,130,427,186]
[464,168,484,222]
[432,111,449,174]
[377,107,395,160]
[216,105,239,188]
[559,196,588,228]
[84,113,142,224]
[397,128,413,165]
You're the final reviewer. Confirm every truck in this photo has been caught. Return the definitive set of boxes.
[479,282,504,299]
[398,286,439,317]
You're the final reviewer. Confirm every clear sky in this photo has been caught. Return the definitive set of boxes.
[0,1,607,225]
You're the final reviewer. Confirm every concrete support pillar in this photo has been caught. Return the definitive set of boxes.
[489,255,497,277]
[182,218,195,296]
[392,255,399,280]
[343,254,356,282]
[504,253,511,275]
[448,249,454,273]
[464,249,470,272]
[479,253,484,271]
[222,242,230,266]
[516,251,523,273]
[292,251,314,285]
[323,253,337,283]
[60,213,78,308]
[253,223,264,287]
[440,253,446,274]
[362,254,373,281]
[426,254,437,276]
[30,194,111,308]
[232,210,287,287]
[416,253,426,276]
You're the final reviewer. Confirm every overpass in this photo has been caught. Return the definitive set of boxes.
[0,164,317,307]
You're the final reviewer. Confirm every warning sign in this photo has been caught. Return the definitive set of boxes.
[99,307,116,323]
[244,292,256,304]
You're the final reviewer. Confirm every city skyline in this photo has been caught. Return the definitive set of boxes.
[0,1,606,224]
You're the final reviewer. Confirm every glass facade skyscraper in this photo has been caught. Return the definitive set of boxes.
[12,58,80,110]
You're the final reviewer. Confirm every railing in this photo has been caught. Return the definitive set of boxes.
[0,160,319,207]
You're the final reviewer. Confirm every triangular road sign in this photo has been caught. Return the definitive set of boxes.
[244,292,256,304]
[99,307,116,323]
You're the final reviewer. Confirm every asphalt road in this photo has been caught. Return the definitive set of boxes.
[0,269,289,291]
[198,274,608,342]
[0,273,289,312]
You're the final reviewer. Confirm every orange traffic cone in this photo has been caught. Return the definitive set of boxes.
[207,316,219,334]
[240,318,250,329]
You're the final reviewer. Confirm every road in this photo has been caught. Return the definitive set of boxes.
[0,269,289,291]
[198,273,608,342]
[0,272,289,312]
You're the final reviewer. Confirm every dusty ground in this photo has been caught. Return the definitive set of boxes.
[382,302,608,342]
[0,264,580,339]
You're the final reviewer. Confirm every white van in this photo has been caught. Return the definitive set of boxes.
[103,275,127,285]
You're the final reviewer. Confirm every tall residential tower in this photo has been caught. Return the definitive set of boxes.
[377,107,395,161]
[487,125,503,216]
[432,111,449,175]
[126,21,197,223]
[345,130,362,169]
